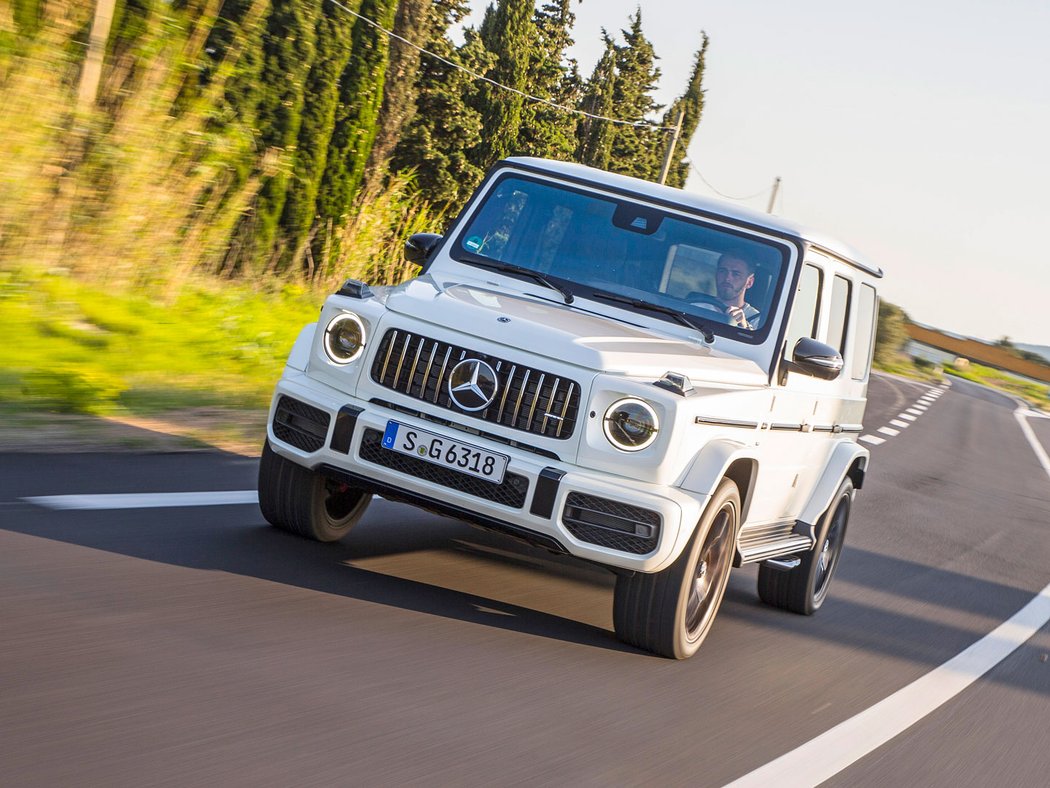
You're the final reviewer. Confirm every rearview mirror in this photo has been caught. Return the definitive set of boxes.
[787,337,843,381]
[404,232,443,271]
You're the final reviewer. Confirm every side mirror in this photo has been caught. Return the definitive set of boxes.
[788,337,843,381]
[404,232,443,271]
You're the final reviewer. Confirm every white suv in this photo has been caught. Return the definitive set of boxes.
[259,158,881,659]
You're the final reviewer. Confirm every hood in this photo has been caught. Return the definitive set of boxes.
[381,276,768,388]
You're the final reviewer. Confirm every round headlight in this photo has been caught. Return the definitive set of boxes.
[323,313,366,364]
[603,397,659,451]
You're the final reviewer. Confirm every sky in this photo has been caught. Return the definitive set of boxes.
[463,0,1050,346]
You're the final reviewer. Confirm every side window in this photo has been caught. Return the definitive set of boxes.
[784,263,822,352]
[851,283,877,380]
[827,275,852,354]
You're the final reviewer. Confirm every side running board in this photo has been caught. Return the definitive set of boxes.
[735,520,815,565]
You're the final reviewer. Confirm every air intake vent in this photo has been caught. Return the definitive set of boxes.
[273,396,330,453]
[369,329,581,440]
[562,492,661,555]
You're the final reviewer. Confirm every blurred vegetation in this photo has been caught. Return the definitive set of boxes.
[870,298,940,381]
[0,1,713,425]
[0,267,319,416]
[0,0,709,285]
[873,299,909,367]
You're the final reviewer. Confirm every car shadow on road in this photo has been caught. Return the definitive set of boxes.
[5,494,646,656]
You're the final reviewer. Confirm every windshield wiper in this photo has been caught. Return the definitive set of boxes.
[589,291,715,343]
[462,257,574,304]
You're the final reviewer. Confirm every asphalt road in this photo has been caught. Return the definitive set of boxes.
[2,374,1049,786]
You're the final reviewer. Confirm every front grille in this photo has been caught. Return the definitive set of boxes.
[358,428,528,508]
[369,329,581,440]
[273,396,330,453]
[562,492,661,555]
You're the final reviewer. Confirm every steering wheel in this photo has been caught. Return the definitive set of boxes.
[685,291,726,310]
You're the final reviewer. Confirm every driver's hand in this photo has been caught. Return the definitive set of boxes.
[725,305,750,328]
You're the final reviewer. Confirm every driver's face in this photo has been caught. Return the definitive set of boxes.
[715,257,754,305]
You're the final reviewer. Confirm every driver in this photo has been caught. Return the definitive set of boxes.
[695,253,760,329]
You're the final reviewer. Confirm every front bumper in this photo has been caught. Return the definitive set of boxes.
[266,370,707,573]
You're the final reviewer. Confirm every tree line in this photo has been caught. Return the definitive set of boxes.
[4,1,708,281]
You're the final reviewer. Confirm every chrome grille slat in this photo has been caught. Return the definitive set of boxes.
[525,373,545,431]
[540,378,560,433]
[433,346,453,403]
[556,382,574,438]
[420,340,439,400]
[380,330,398,381]
[406,337,425,394]
[370,329,580,440]
[512,369,531,427]
[392,333,412,389]
[497,364,516,422]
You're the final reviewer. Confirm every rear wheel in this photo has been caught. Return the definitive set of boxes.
[614,479,740,659]
[258,440,372,542]
[758,477,853,614]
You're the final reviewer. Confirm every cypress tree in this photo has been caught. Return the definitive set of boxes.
[575,33,617,170]
[240,0,321,268]
[660,32,708,189]
[606,10,662,181]
[473,0,535,166]
[516,0,579,161]
[314,0,398,246]
[199,0,266,108]
[390,0,491,208]
[12,0,43,38]
[279,0,359,268]
[365,0,435,183]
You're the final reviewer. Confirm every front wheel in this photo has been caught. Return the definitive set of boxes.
[258,440,372,542]
[613,478,740,659]
[758,477,853,614]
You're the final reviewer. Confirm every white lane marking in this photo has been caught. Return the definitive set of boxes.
[890,419,910,429]
[908,406,926,414]
[24,491,259,510]
[1015,409,1050,478]
[728,404,1050,787]
[727,585,1050,787]
[898,413,917,422]
[877,427,900,437]
[919,397,936,404]
[859,435,885,445]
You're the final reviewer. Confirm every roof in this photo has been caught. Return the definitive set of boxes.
[502,157,883,278]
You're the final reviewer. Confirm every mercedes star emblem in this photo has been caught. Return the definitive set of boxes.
[448,359,499,411]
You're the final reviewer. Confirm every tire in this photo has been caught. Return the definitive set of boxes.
[757,477,853,615]
[613,478,740,659]
[258,440,372,542]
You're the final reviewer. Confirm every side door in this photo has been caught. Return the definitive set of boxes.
[747,260,826,524]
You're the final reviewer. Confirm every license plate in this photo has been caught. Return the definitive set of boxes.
[381,421,508,484]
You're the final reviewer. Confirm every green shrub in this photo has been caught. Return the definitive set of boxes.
[18,367,128,415]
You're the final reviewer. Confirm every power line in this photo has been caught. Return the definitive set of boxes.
[688,161,769,202]
[322,0,677,132]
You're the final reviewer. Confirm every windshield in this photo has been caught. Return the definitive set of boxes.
[451,173,792,342]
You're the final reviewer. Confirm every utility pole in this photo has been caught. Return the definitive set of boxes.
[658,108,686,185]
[76,0,117,115]
[766,176,781,214]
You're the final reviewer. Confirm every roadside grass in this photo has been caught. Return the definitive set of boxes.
[944,361,1050,411]
[0,268,318,449]
[873,354,946,385]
